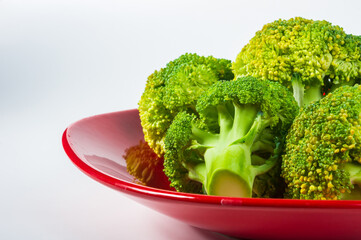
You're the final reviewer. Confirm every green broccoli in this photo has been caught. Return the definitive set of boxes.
[164,77,299,198]
[282,85,361,200]
[138,53,234,156]
[232,17,361,107]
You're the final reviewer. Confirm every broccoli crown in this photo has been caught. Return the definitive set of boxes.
[232,17,361,107]
[123,140,172,190]
[139,53,234,156]
[196,76,297,131]
[164,77,299,197]
[282,85,361,200]
[163,112,204,193]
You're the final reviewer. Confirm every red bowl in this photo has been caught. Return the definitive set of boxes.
[62,109,361,240]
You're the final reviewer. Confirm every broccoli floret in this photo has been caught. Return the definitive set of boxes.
[138,53,234,156]
[123,140,173,190]
[164,77,299,198]
[282,85,361,200]
[232,17,361,107]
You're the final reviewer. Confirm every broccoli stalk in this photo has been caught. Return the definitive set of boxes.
[346,163,361,186]
[292,77,322,107]
[341,163,361,200]
[164,77,299,198]
[188,104,277,197]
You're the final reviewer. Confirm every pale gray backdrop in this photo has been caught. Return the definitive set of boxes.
[0,0,360,239]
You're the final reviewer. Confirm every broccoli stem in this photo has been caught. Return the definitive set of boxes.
[292,78,305,107]
[303,84,322,106]
[344,162,361,186]
[341,163,361,200]
[206,144,254,197]
[292,77,322,107]
[251,154,267,165]
[191,125,219,148]
[251,141,274,154]
[192,102,277,197]
[188,163,206,183]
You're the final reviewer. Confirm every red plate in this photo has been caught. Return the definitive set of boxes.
[62,109,361,240]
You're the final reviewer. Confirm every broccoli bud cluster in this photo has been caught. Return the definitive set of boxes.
[282,85,361,200]
[232,17,361,107]
[135,17,361,200]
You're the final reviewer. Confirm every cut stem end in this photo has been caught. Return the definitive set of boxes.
[207,170,251,198]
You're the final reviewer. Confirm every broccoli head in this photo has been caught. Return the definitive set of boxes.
[123,140,173,190]
[282,84,361,200]
[232,17,361,107]
[139,53,234,156]
[164,77,299,198]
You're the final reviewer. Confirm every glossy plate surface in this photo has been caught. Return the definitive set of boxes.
[63,109,361,240]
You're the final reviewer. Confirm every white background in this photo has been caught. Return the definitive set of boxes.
[1,0,360,239]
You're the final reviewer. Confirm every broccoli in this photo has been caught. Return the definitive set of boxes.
[164,77,299,198]
[138,53,234,156]
[282,85,361,200]
[123,140,173,190]
[232,17,361,107]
